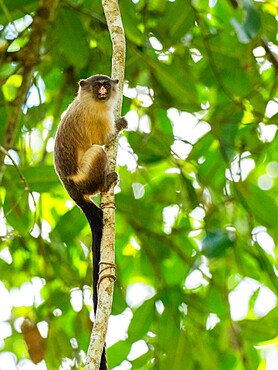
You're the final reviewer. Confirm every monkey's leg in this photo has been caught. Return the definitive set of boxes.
[70,145,117,195]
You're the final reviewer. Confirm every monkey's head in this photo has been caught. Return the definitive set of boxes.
[79,75,119,104]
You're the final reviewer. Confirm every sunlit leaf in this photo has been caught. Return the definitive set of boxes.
[239,307,278,342]
[51,206,87,245]
[235,182,278,229]
[128,298,155,342]
[107,340,131,368]
[56,9,89,68]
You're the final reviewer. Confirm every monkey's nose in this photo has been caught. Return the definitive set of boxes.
[99,86,107,95]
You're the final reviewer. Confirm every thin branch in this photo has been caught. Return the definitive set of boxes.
[85,0,126,369]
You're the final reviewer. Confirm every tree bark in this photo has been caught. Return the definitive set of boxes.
[85,1,125,369]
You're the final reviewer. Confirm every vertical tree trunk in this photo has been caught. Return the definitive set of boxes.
[85,1,125,369]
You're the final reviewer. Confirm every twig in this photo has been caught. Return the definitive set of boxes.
[85,1,126,369]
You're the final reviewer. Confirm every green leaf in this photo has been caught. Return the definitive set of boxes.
[243,0,262,39]
[154,109,173,139]
[206,287,227,318]
[202,229,234,258]
[107,340,131,368]
[57,9,89,68]
[0,63,18,78]
[128,131,171,164]
[231,0,261,43]
[197,143,226,190]
[127,109,173,164]
[0,0,38,25]
[239,307,278,342]
[3,165,59,193]
[128,298,155,342]
[157,306,194,369]
[235,182,278,229]
[146,57,199,111]
[267,112,278,125]
[4,0,37,8]
[23,166,58,192]
[51,206,87,245]
[120,0,144,46]
[157,0,195,46]
[4,190,32,235]
[131,351,153,369]
[231,18,251,44]
[0,106,8,143]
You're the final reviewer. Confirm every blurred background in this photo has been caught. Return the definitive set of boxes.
[0,0,278,369]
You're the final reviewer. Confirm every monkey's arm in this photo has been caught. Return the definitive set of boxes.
[115,117,128,134]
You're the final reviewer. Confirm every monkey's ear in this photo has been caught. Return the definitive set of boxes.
[79,79,86,87]
[113,79,119,84]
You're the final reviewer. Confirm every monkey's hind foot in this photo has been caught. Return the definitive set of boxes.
[103,171,118,192]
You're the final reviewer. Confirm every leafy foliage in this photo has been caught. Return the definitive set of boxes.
[0,0,278,369]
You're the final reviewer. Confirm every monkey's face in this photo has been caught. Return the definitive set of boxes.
[79,75,119,103]
[94,81,113,101]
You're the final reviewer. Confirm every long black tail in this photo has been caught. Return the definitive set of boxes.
[74,197,108,370]
[79,200,103,314]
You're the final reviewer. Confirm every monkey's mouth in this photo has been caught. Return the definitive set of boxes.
[98,94,108,100]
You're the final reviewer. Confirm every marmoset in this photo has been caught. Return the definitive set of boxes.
[54,74,127,370]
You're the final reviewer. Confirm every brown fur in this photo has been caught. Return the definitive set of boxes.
[54,75,127,199]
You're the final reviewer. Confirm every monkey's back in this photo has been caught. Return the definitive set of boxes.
[54,96,114,180]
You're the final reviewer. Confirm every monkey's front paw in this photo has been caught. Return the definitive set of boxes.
[116,117,128,132]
